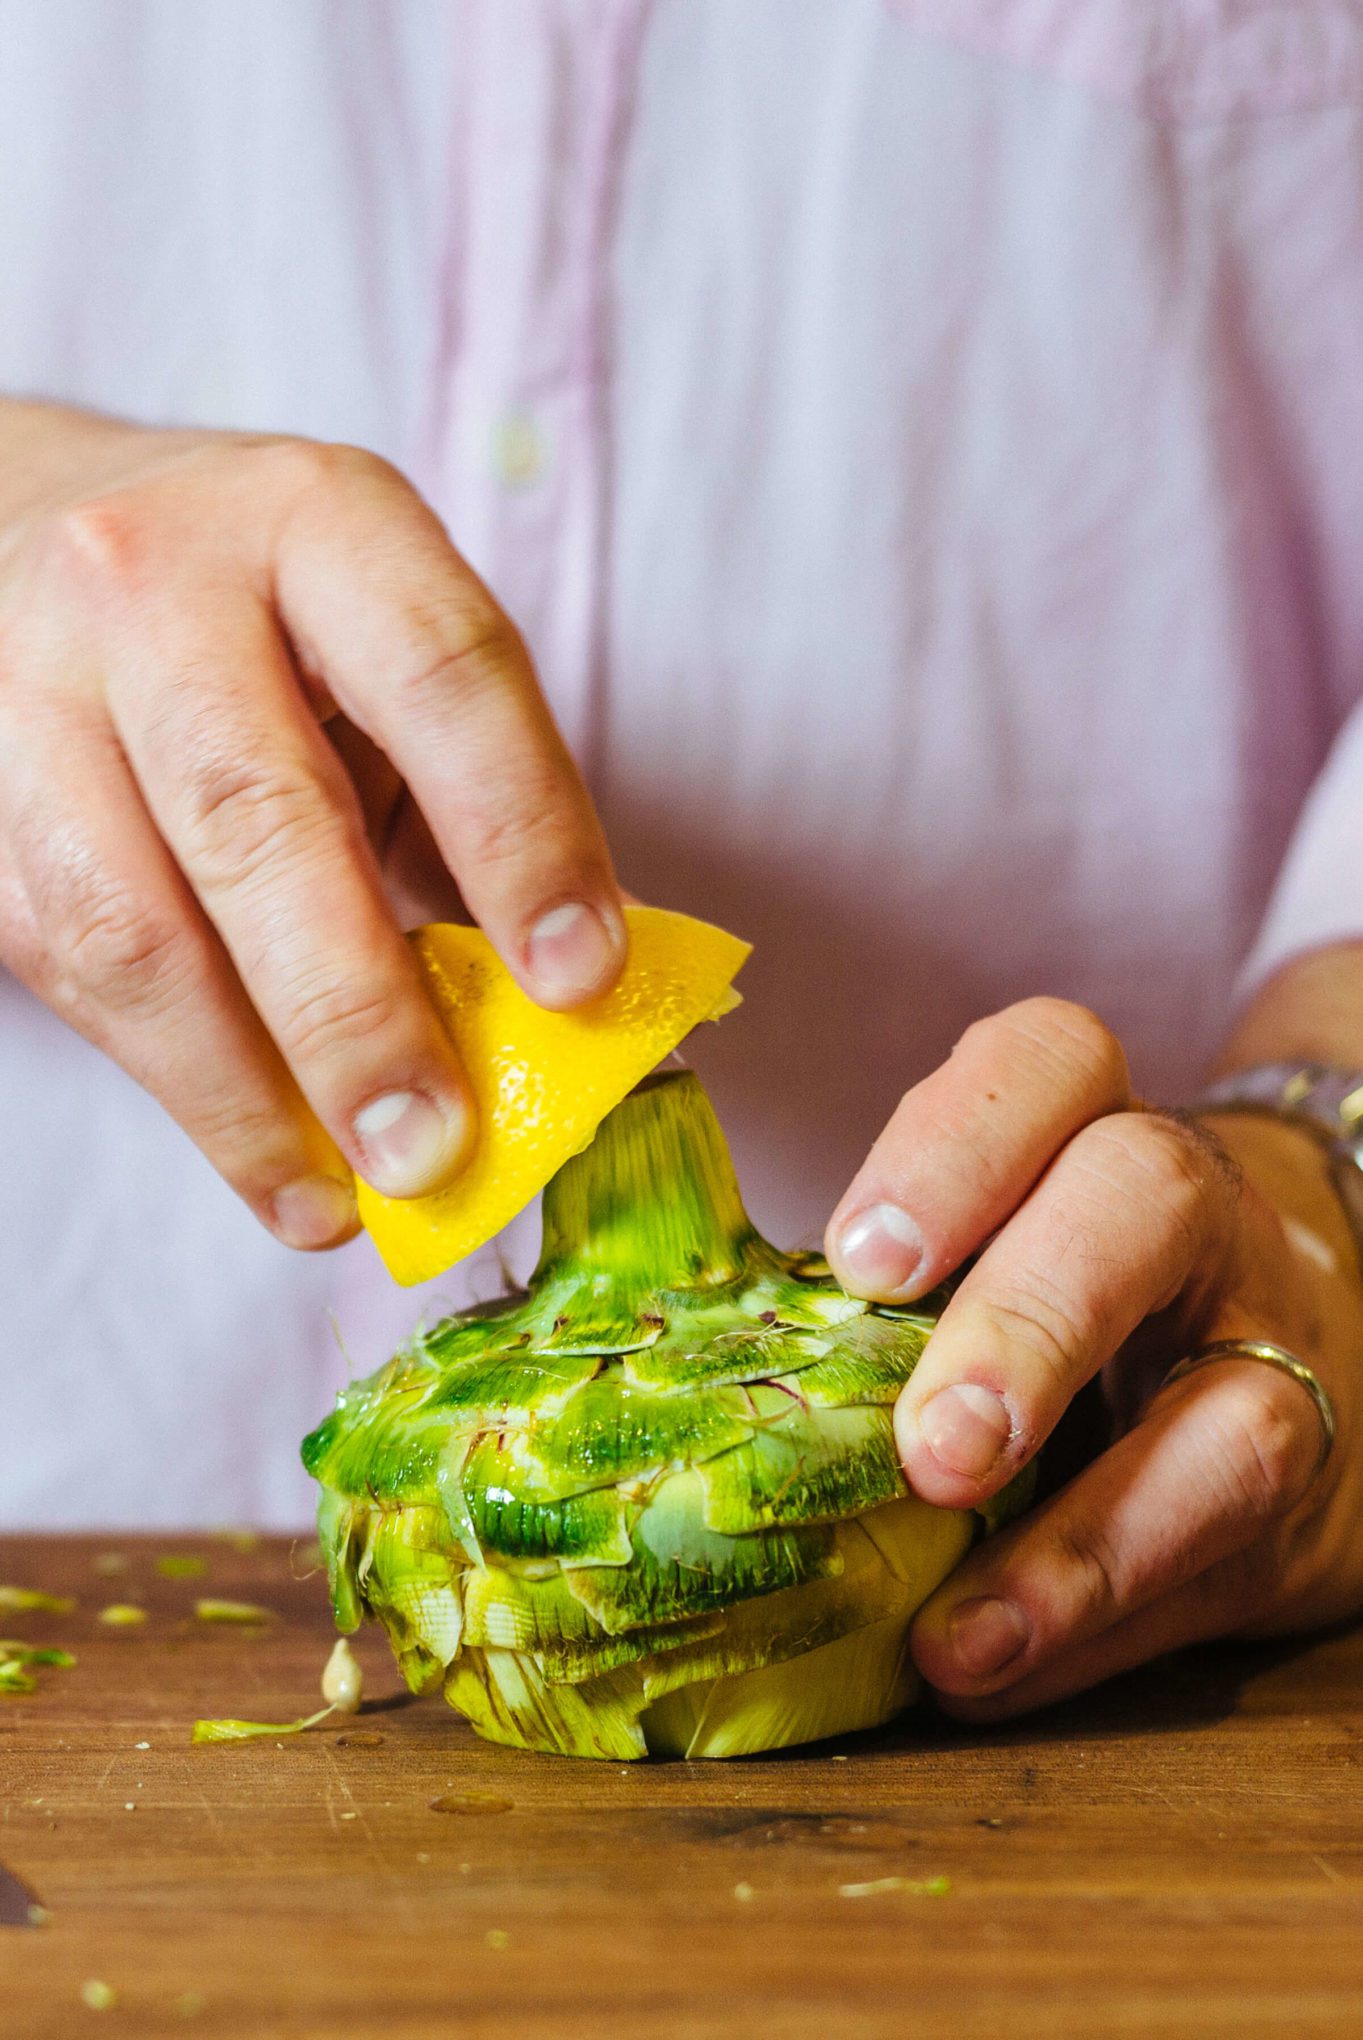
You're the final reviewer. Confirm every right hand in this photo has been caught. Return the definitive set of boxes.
[0,408,625,1249]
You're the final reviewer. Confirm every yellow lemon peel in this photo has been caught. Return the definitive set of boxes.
[358,905,751,1285]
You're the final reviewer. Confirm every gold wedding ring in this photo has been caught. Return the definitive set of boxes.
[1163,1338,1336,1480]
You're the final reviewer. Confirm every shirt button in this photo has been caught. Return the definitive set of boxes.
[493,411,548,488]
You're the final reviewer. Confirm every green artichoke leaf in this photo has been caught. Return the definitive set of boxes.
[419,1292,539,1366]
[750,1279,869,1331]
[314,1488,366,1633]
[536,1611,727,1683]
[514,1374,756,1499]
[563,1469,840,1634]
[302,1385,449,1509]
[462,1563,602,1654]
[362,1508,465,1680]
[527,1295,668,1357]
[446,1647,648,1761]
[793,1311,929,1406]
[426,1346,604,1425]
[622,1319,828,1392]
[457,1437,635,1565]
[698,1405,904,1533]
[460,1564,726,1681]
[427,1260,671,1360]
[633,1516,905,1703]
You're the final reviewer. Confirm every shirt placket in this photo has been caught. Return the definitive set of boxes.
[422,0,648,774]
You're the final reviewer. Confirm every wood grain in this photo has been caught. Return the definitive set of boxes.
[2,1535,1362,2039]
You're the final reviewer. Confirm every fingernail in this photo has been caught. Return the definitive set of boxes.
[947,1596,1030,1680]
[270,1174,358,1250]
[916,1383,1012,1481]
[353,1089,471,1197]
[835,1202,924,1297]
[527,901,623,1002]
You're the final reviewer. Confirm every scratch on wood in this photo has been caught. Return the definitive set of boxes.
[320,1743,412,1916]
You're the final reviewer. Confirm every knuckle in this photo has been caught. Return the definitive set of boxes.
[184,1088,303,1181]
[386,607,524,719]
[952,997,1128,1114]
[1207,1377,1313,1521]
[57,881,187,1015]
[178,751,339,890]
[459,774,578,877]
[970,1280,1085,1404]
[0,869,41,983]
[256,435,397,500]
[274,970,405,1070]
[42,495,151,597]
[1005,997,1129,1103]
[1052,1516,1124,1620]
[1079,1112,1216,1251]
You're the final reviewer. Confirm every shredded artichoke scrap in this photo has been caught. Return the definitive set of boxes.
[0,1586,74,1615]
[192,1637,362,1744]
[0,1643,75,1694]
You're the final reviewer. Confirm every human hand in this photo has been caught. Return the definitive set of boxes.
[825,998,1363,1716]
[0,406,623,1247]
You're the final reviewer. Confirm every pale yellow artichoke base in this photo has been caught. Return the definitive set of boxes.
[439,1493,974,1761]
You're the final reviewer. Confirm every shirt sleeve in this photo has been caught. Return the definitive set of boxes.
[1234,697,1363,1011]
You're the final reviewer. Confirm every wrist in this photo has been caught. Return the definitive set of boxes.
[1217,942,1363,1076]
[1197,1110,1359,1287]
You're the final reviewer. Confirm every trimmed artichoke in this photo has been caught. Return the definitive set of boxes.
[302,1071,1030,1759]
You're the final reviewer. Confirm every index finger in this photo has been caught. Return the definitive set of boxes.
[825,998,1131,1300]
[271,444,626,1010]
[106,587,477,1200]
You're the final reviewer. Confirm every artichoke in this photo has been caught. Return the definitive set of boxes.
[303,1070,1030,1759]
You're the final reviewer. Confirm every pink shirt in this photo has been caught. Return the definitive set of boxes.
[4,0,1363,1526]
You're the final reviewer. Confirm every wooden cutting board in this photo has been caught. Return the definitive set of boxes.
[2,1534,1362,2039]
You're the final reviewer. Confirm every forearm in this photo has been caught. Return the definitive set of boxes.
[1215,940,1363,1075]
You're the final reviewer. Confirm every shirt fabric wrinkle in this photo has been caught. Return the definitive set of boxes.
[0,0,1360,1523]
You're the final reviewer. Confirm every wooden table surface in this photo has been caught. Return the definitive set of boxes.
[2,1535,1362,2039]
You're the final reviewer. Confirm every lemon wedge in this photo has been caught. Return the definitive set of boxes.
[357,905,751,1284]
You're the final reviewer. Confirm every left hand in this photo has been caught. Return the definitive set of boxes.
[824,998,1363,1718]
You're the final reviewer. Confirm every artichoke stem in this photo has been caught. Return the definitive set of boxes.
[534,1071,758,1293]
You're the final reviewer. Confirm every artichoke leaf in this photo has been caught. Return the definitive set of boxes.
[622,1321,829,1392]
[563,1469,840,1634]
[698,1406,904,1533]
[461,1564,725,1682]
[794,1312,930,1406]
[513,1375,756,1500]
[364,1510,465,1671]
[855,1494,975,1599]
[458,1442,635,1566]
[426,1346,604,1426]
[446,1647,647,1761]
[315,1490,365,1634]
[641,1606,922,1760]
[303,1387,449,1509]
[633,1517,909,1703]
